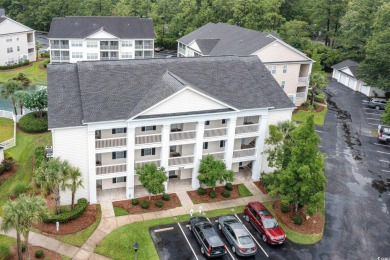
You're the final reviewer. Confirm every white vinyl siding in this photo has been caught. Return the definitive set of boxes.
[122,41,132,47]
[87,53,98,60]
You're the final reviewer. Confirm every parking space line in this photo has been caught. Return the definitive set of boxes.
[367,118,381,121]
[365,112,381,115]
[375,143,389,148]
[377,151,390,155]
[177,223,199,260]
[381,170,390,173]
[379,160,390,163]
[315,130,323,133]
[234,214,269,258]
[206,218,236,260]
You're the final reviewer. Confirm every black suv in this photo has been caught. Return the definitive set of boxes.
[189,216,227,258]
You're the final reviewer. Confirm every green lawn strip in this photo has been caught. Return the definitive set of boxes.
[292,108,327,126]
[238,184,253,197]
[61,256,72,260]
[0,130,52,216]
[114,206,129,216]
[0,59,48,85]
[95,205,246,260]
[0,118,14,143]
[0,234,16,247]
[262,201,323,245]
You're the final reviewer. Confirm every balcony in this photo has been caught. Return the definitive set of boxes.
[135,159,160,169]
[233,148,256,158]
[204,127,227,138]
[51,56,60,61]
[169,155,194,166]
[202,151,224,160]
[170,130,196,141]
[296,91,307,98]
[178,47,185,54]
[100,45,119,50]
[135,134,161,145]
[298,77,309,85]
[235,124,259,134]
[51,44,69,49]
[144,44,153,49]
[135,45,143,49]
[96,163,126,175]
[62,56,70,61]
[96,137,127,149]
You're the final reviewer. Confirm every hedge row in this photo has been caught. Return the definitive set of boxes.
[18,112,48,133]
[43,198,88,223]
[0,60,29,70]
[34,146,45,169]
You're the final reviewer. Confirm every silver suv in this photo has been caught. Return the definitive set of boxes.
[378,125,390,145]
[369,98,388,110]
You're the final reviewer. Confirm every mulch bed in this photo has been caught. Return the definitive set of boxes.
[187,185,240,203]
[0,163,18,186]
[293,105,325,114]
[273,200,323,234]
[9,245,62,260]
[253,181,268,194]
[113,193,181,214]
[33,204,98,235]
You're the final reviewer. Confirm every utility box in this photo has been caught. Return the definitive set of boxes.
[45,146,53,159]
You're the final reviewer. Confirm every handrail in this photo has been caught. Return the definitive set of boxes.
[96,136,126,141]
[235,124,259,128]
[96,163,127,168]
[135,133,161,137]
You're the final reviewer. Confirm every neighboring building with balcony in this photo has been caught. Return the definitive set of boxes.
[177,22,313,106]
[0,15,36,66]
[47,16,155,63]
[47,56,295,204]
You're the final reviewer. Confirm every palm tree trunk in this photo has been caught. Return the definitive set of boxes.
[149,193,151,200]
[54,188,61,214]
[71,191,75,209]
[295,202,299,212]
[25,233,30,260]
[11,98,17,115]
[311,87,315,106]
[16,232,22,260]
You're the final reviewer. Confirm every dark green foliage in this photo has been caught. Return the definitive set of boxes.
[40,52,50,58]
[131,198,139,206]
[162,193,171,201]
[0,159,15,174]
[225,183,233,191]
[155,199,163,208]
[209,191,216,199]
[43,198,88,223]
[141,201,149,209]
[312,102,319,109]
[292,215,303,225]
[34,146,45,169]
[0,244,10,260]
[198,155,234,190]
[12,183,29,197]
[281,203,290,213]
[3,151,12,160]
[35,249,44,258]
[301,102,310,108]
[18,112,48,133]
[381,102,390,126]
[221,190,231,198]
[0,60,29,70]
[43,59,50,68]
[21,243,26,252]
[136,163,168,200]
[197,187,206,196]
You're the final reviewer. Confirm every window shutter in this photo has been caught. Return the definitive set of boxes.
[141,149,145,156]
[112,129,116,134]
[112,152,116,159]
[124,151,127,158]
[152,148,156,155]
[153,125,156,130]
[112,178,116,184]
[141,127,145,131]
[124,177,127,182]
[220,141,224,147]
[124,128,127,133]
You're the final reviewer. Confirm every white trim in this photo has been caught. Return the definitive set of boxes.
[0,15,35,33]
[84,28,119,40]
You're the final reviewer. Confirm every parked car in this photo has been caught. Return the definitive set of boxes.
[218,215,257,256]
[154,46,164,52]
[378,125,390,145]
[189,216,227,258]
[244,201,286,245]
[369,98,388,110]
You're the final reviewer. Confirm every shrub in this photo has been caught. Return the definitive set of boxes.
[43,198,88,223]
[18,112,48,133]
[140,201,149,209]
[209,191,216,199]
[35,249,44,258]
[43,59,50,68]
[281,203,290,213]
[221,190,231,198]
[312,102,319,109]
[225,183,233,191]
[3,151,12,160]
[155,199,163,208]
[301,101,310,108]
[131,198,139,206]
[0,244,10,260]
[40,52,50,58]
[0,60,29,70]
[34,146,45,168]
[197,187,206,196]
[162,193,170,201]
[12,183,28,197]
[0,159,14,175]
[292,215,303,225]
[21,243,26,252]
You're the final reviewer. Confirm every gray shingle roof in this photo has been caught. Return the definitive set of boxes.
[331,59,359,77]
[195,39,221,55]
[48,16,155,39]
[0,16,5,24]
[47,56,295,129]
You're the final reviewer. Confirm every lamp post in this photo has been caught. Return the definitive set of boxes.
[133,242,139,260]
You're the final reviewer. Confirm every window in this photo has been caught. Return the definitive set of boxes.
[122,41,132,47]
[144,40,153,48]
[220,140,225,148]
[71,40,83,47]
[87,53,98,59]
[203,142,208,149]
[141,125,156,131]
[112,176,127,183]
[283,65,287,73]
[141,148,156,156]
[87,41,98,48]
[144,50,153,58]
[112,151,127,159]
[267,65,276,74]
[72,52,83,59]
[112,128,127,134]
[222,119,226,124]
[7,47,13,53]
[205,121,210,125]
[6,38,12,42]
[121,52,132,59]
[17,46,20,51]
[281,81,286,89]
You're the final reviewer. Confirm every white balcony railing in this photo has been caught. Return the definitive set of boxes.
[298,77,309,85]
[96,163,126,175]
[135,134,161,144]
[235,124,259,134]
[144,44,153,49]
[170,130,196,141]
[204,127,227,138]
[135,44,143,49]
[296,92,307,98]
[202,151,225,160]
[96,137,127,149]
[178,47,186,54]
[169,155,194,166]
[135,159,161,169]
[233,148,256,158]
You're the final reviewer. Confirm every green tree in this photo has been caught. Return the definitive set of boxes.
[381,101,390,126]
[22,89,48,118]
[1,195,48,260]
[13,73,31,87]
[309,72,327,106]
[279,20,310,49]
[65,167,84,209]
[136,163,168,200]
[0,81,23,115]
[264,115,326,215]
[198,155,234,190]
[34,158,71,214]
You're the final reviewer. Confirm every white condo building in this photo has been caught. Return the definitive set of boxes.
[47,16,155,63]
[177,23,314,106]
[0,15,36,66]
[47,56,295,204]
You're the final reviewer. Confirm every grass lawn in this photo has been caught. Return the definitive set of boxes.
[0,118,13,143]
[0,59,48,85]
[292,108,327,126]
[238,184,253,197]
[95,206,245,260]
[0,130,52,216]
[263,201,324,244]
[0,234,16,247]
[114,206,129,217]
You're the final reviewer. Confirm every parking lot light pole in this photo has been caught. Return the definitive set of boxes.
[133,242,139,260]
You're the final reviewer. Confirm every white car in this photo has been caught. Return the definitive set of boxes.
[378,125,390,145]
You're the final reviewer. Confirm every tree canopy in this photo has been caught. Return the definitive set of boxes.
[136,163,168,199]
[198,155,234,190]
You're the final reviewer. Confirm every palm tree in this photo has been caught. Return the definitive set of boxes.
[0,81,23,115]
[309,72,327,107]
[34,158,70,214]
[65,167,84,209]
[35,41,42,60]
[13,73,31,87]
[1,195,48,260]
